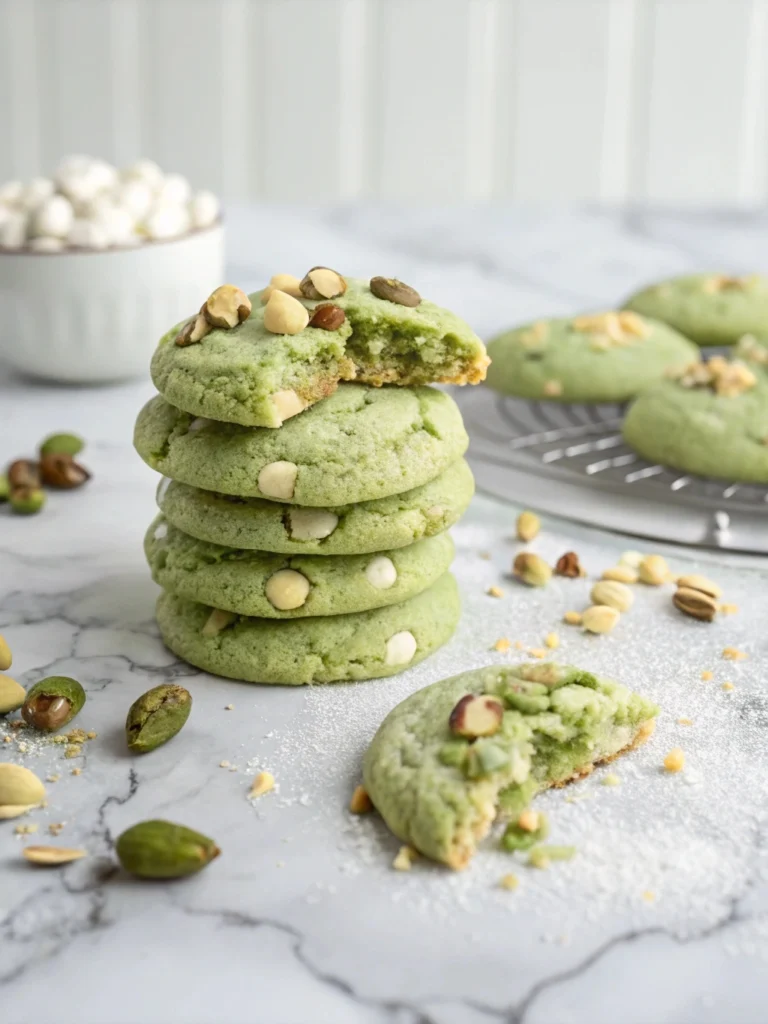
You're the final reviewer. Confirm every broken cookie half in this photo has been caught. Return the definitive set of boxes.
[362,663,658,870]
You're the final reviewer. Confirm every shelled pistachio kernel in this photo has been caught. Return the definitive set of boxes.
[639,554,669,586]
[449,694,504,738]
[590,580,634,612]
[516,510,540,542]
[263,290,309,335]
[39,432,84,458]
[116,820,220,879]
[513,552,552,587]
[175,313,210,346]
[601,565,639,584]
[0,674,25,715]
[0,762,46,819]
[0,634,11,671]
[370,276,420,307]
[39,453,90,489]
[22,676,85,732]
[300,266,346,301]
[260,273,303,303]
[582,605,620,635]
[202,284,251,329]
[23,845,87,866]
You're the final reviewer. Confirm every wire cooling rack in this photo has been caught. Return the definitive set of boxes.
[454,387,768,554]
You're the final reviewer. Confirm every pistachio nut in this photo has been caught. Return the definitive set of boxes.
[0,634,11,671]
[369,276,421,307]
[10,487,46,515]
[8,459,41,490]
[116,819,220,879]
[672,587,718,623]
[590,580,634,612]
[582,605,620,634]
[0,473,8,502]
[39,453,91,489]
[0,674,25,715]
[175,313,211,347]
[299,266,346,300]
[125,683,192,753]
[601,565,639,584]
[0,762,46,819]
[308,303,346,331]
[513,552,552,587]
[22,676,86,732]
[515,510,540,542]
[555,551,584,578]
[202,284,252,329]
[638,554,669,586]
[23,845,87,866]
[39,433,84,458]
[676,574,722,600]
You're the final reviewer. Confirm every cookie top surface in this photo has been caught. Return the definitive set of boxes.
[156,573,460,685]
[622,356,768,483]
[623,274,768,347]
[156,458,473,555]
[134,383,468,506]
[363,663,658,868]
[145,515,454,618]
[485,311,698,403]
[150,275,488,427]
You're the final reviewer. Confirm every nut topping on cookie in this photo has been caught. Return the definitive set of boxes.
[449,694,504,739]
[672,357,757,396]
[202,284,252,329]
[572,311,649,344]
[263,290,310,335]
[369,277,421,307]
[175,313,211,346]
[299,266,346,300]
[260,273,303,303]
[309,304,346,331]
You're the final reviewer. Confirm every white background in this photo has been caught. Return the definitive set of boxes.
[2,0,768,204]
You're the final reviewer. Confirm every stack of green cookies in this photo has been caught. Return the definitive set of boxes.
[134,269,489,685]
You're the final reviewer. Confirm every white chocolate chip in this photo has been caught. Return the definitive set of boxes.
[153,522,168,541]
[122,158,164,190]
[365,556,397,590]
[201,608,237,637]
[156,477,172,503]
[263,290,309,335]
[271,389,306,424]
[31,195,74,239]
[258,461,298,500]
[265,569,311,610]
[143,203,190,240]
[94,203,136,246]
[385,631,417,666]
[187,417,212,433]
[260,274,303,302]
[287,509,339,540]
[113,179,154,220]
[190,189,220,229]
[155,172,191,206]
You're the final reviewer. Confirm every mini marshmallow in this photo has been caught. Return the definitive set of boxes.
[190,190,220,229]
[67,217,109,249]
[20,177,55,210]
[94,203,136,245]
[113,179,153,220]
[31,194,74,238]
[58,159,116,206]
[29,236,64,252]
[156,173,191,206]
[123,158,164,190]
[0,180,24,205]
[143,203,190,240]
[0,212,28,248]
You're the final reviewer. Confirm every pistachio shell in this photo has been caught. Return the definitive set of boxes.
[116,819,220,879]
[39,432,85,458]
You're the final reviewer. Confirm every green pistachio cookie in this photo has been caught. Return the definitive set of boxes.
[363,662,658,869]
[155,573,460,685]
[623,273,768,347]
[151,275,488,427]
[134,384,468,506]
[156,458,473,555]
[145,516,454,618]
[485,311,698,403]
[623,356,768,482]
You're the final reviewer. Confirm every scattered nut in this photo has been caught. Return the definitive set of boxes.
[0,763,46,819]
[175,313,210,346]
[260,273,303,302]
[590,580,634,612]
[300,266,347,300]
[8,459,40,490]
[39,433,84,458]
[544,632,559,649]
[385,631,417,666]
[673,587,718,623]
[9,487,46,515]
[0,674,23,716]
[263,290,310,335]
[258,461,298,500]
[722,681,734,691]
[638,554,669,586]
[349,785,373,814]
[516,510,540,542]
[722,647,747,661]
[309,303,346,331]
[663,748,685,773]
[555,552,584,578]
[202,284,252,329]
[392,845,418,871]
[369,276,421,307]
[513,553,552,587]
[249,771,275,798]
[493,638,511,652]
[271,390,306,424]
[676,574,722,600]
[22,676,86,732]
[498,873,519,891]
[486,585,504,598]
[22,845,86,866]
[701,670,713,680]
[365,556,397,590]
[449,694,504,738]
[563,610,582,626]
[527,648,547,659]
[265,569,311,611]
[201,608,237,638]
[287,508,338,540]
[39,453,90,489]
[582,605,620,634]
[619,550,644,568]
[601,565,639,584]
[0,637,14,673]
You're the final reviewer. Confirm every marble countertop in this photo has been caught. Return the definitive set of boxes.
[2,207,767,1024]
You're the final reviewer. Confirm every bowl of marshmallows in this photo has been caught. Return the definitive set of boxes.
[0,156,224,383]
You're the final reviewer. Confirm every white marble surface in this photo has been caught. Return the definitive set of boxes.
[1,207,768,1024]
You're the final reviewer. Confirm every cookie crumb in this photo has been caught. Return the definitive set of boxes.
[225,704,234,711]
[499,873,519,891]
[349,785,372,814]
[219,760,231,768]
[71,768,82,776]
[493,637,511,652]
[544,632,560,649]
[46,774,60,783]
[249,771,275,799]
[722,681,734,691]
[478,551,491,560]
[486,585,504,598]
[677,717,693,726]
[663,748,685,773]
[14,823,38,835]
[722,647,747,661]
[514,640,525,650]
[393,845,418,872]
[527,648,547,659]
[601,773,621,787]
[720,603,739,616]
[701,670,713,681]
[563,611,582,626]
[48,823,65,836]
[642,890,656,903]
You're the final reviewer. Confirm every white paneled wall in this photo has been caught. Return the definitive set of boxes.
[1,0,768,204]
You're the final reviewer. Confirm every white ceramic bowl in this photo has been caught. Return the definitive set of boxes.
[0,225,224,382]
